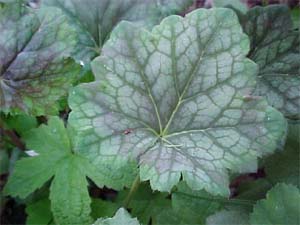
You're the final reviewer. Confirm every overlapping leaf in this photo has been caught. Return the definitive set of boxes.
[69,8,286,196]
[117,183,170,224]
[243,5,300,119]
[0,2,80,115]
[250,183,300,224]
[4,117,108,225]
[154,182,222,224]
[264,122,300,187]
[213,0,248,14]
[94,208,140,225]
[207,183,300,225]
[42,0,193,63]
[26,199,52,225]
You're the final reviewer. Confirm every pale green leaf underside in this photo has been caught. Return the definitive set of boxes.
[4,117,108,225]
[69,8,286,195]
[42,0,193,62]
[94,208,140,225]
[206,210,250,225]
[250,183,300,225]
[244,6,300,119]
[0,3,80,115]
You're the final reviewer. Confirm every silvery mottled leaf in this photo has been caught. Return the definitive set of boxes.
[244,6,300,119]
[42,0,193,63]
[0,3,80,115]
[69,8,286,196]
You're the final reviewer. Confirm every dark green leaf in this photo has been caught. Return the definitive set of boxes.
[91,199,119,221]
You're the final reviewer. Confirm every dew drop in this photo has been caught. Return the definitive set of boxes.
[79,60,85,66]
[25,150,39,157]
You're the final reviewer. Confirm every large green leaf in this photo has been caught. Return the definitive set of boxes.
[244,5,300,119]
[4,117,108,225]
[69,8,286,196]
[42,0,193,63]
[250,183,300,225]
[94,208,140,225]
[0,2,80,115]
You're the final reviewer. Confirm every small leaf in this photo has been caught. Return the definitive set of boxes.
[2,113,37,135]
[244,5,300,119]
[4,117,109,225]
[250,183,300,225]
[94,208,140,225]
[69,8,286,195]
[0,3,80,115]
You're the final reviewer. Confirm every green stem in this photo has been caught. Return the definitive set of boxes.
[123,175,140,208]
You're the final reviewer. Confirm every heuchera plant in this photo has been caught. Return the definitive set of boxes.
[0,0,299,225]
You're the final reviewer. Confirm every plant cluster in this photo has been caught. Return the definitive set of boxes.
[0,0,299,224]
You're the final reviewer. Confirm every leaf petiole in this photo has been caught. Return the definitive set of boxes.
[123,175,141,208]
